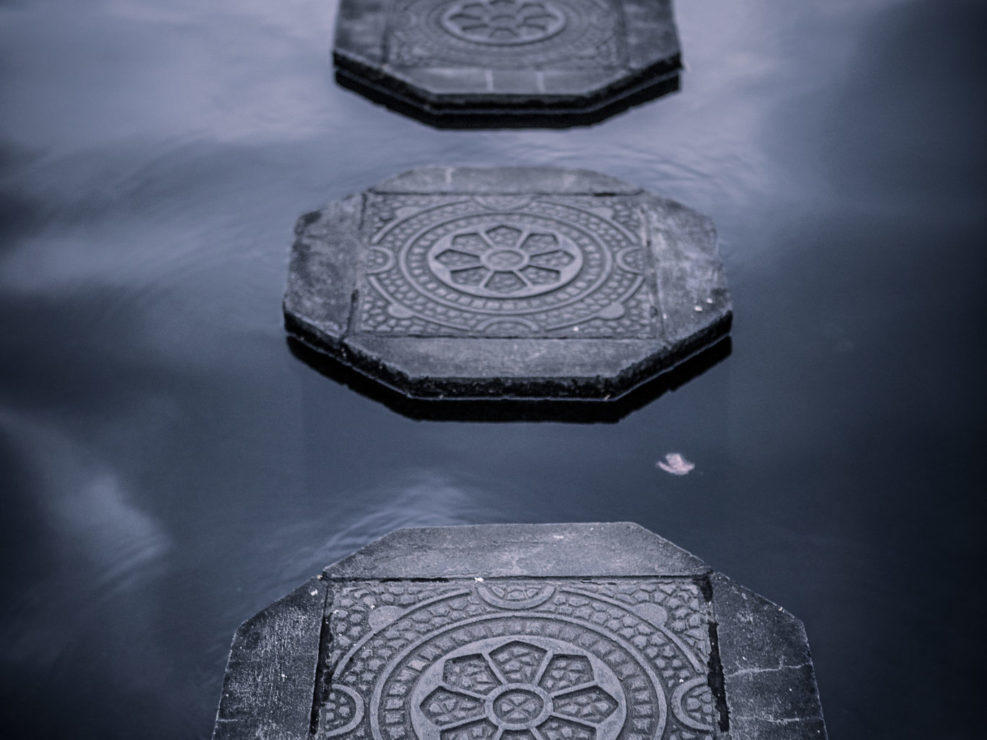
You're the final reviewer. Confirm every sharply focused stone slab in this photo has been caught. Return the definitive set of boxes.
[214,523,826,739]
[334,0,682,122]
[285,167,731,401]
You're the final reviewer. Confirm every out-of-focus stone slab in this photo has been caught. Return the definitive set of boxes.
[334,0,682,124]
[213,523,826,739]
[284,167,731,402]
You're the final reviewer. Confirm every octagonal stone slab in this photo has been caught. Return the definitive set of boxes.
[333,0,682,123]
[213,523,827,739]
[284,167,731,401]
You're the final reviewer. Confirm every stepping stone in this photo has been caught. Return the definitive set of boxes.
[284,167,731,401]
[333,0,683,123]
[213,523,827,739]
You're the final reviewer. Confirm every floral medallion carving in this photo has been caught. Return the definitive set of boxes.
[440,0,568,45]
[386,0,622,69]
[413,637,624,739]
[316,579,720,739]
[358,194,656,338]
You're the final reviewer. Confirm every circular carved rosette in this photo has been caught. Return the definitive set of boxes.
[426,222,585,299]
[362,197,652,337]
[373,620,661,740]
[410,635,627,739]
[322,580,723,739]
[441,0,568,46]
[388,0,622,71]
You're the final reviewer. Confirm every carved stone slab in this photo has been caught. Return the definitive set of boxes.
[284,167,731,400]
[213,524,827,739]
[333,0,682,121]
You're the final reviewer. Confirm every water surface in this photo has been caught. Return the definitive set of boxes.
[1,0,985,737]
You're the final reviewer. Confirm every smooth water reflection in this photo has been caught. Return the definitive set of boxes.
[1,0,985,737]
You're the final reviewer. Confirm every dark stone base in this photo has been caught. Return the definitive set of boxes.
[287,330,731,423]
[285,309,731,404]
[334,61,681,129]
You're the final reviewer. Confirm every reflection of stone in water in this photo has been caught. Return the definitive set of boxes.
[657,452,694,476]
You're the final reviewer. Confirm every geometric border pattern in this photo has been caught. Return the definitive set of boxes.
[357,194,658,338]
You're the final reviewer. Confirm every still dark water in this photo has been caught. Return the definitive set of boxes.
[1,1,985,737]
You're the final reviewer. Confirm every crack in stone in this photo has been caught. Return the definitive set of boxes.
[732,713,825,725]
[725,661,811,678]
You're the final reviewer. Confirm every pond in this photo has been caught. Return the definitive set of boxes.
[1,0,984,737]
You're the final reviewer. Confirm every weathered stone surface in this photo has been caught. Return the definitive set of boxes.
[333,0,682,123]
[284,167,731,401]
[213,523,826,739]
[214,578,328,739]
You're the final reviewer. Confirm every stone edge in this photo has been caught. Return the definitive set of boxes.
[711,574,828,739]
[370,165,643,194]
[323,521,710,578]
[213,577,328,740]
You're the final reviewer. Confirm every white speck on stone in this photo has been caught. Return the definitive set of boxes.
[474,577,484,582]
[694,305,703,312]
[657,452,695,476]
[310,590,318,596]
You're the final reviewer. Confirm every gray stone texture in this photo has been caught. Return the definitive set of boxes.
[214,578,328,739]
[284,167,731,401]
[213,523,826,739]
[333,0,682,121]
